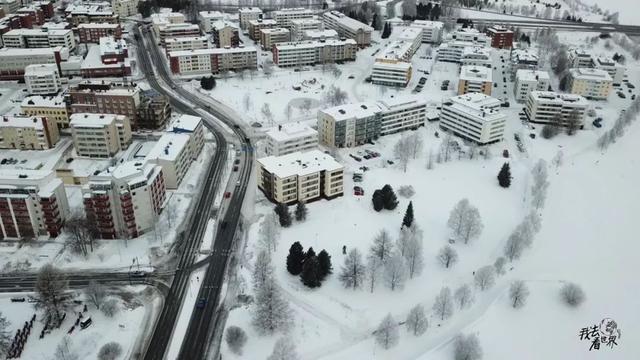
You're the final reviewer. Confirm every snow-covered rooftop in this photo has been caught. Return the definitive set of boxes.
[0,115,45,129]
[372,60,412,71]
[462,46,491,58]
[376,40,413,61]
[77,23,120,29]
[529,91,589,105]
[24,63,58,76]
[21,95,66,108]
[516,69,550,82]
[99,36,127,56]
[411,20,444,29]
[199,10,224,19]
[265,123,318,143]
[3,28,72,37]
[69,113,123,127]
[0,46,62,57]
[378,96,427,111]
[169,114,202,132]
[460,65,492,82]
[238,7,263,14]
[275,38,356,51]
[248,19,277,26]
[324,10,373,32]
[397,26,422,42]
[258,149,342,178]
[302,29,338,39]
[569,67,613,82]
[165,36,208,44]
[145,133,191,162]
[444,93,503,122]
[320,102,381,122]
[260,27,290,35]
[168,46,256,57]
[212,20,238,31]
[511,48,538,63]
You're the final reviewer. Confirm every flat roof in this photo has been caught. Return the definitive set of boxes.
[77,23,120,29]
[265,123,317,142]
[169,114,201,132]
[248,19,277,25]
[459,65,492,82]
[21,95,66,108]
[275,38,356,50]
[165,36,208,43]
[397,26,422,41]
[238,7,263,13]
[462,46,491,57]
[324,10,373,32]
[145,133,191,162]
[378,96,427,111]
[569,67,613,81]
[4,28,72,36]
[69,113,122,127]
[303,29,338,39]
[445,93,504,122]
[529,91,589,105]
[258,149,342,178]
[168,46,256,57]
[0,47,61,57]
[373,60,412,70]
[516,69,550,82]
[411,20,444,29]
[320,102,381,122]
[261,27,290,34]
[0,115,45,129]
[377,40,413,61]
[24,63,59,75]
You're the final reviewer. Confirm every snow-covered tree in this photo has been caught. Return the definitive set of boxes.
[447,199,483,243]
[493,257,507,276]
[100,298,119,317]
[560,283,586,307]
[252,250,274,291]
[405,304,428,336]
[370,229,394,263]
[437,245,458,268]
[0,312,10,358]
[384,252,408,291]
[504,231,525,261]
[294,201,308,222]
[259,213,280,252]
[252,278,292,335]
[509,281,530,309]
[267,337,299,360]
[85,280,106,310]
[32,264,71,325]
[375,313,399,350]
[403,230,424,278]
[454,284,474,310]
[97,342,122,360]
[531,159,550,209]
[393,136,411,173]
[474,266,496,291]
[454,333,483,360]
[432,287,454,321]
[340,248,366,290]
[55,336,78,360]
[225,326,248,355]
[365,254,382,293]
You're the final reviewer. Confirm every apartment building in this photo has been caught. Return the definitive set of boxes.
[83,161,165,239]
[238,7,263,31]
[449,28,491,44]
[248,19,278,40]
[24,63,60,95]
[164,36,209,54]
[302,29,338,41]
[291,18,322,40]
[77,23,122,43]
[265,123,318,156]
[524,91,588,127]
[509,48,539,79]
[199,10,224,32]
[0,115,59,150]
[260,27,290,50]
[322,10,372,47]
[0,170,70,239]
[594,56,625,85]
[514,70,550,102]
[272,7,314,30]
[2,28,76,50]
[69,113,132,158]
[486,25,514,49]
[458,65,493,95]
[212,20,239,48]
[371,41,413,87]
[137,90,171,130]
[168,46,257,74]
[21,95,69,129]
[0,47,67,80]
[64,4,118,25]
[437,28,490,63]
[257,149,344,205]
[80,36,131,78]
[145,133,192,189]
[461,46,492,68]
[568,48,593,68]
[158,23,201,45]
[151,10,186,36]
[397,26,422,57]
[69,82,141,126]
[568,68,613,100]
[0,0,20,14]
[112,0,137,17]
[317,96,427,147]
[439,93,506,145]
[272,39,357,67]
[410,20,444,43]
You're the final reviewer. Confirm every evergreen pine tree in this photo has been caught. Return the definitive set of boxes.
[402,201,414,229]
[274,203,292,227]
[381,185,399,210]
[286,242,305,275]
[371,13,379,30]
[304,247,316,262]
[300,255,322,288]
[381,23,391,39]
[372,189,385,212]
[294,201,308,222]
[317,249,333,280]
[497,163,512,188]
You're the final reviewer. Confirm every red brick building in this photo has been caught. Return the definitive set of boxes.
[486,25,514,49]
[77,23,122,43]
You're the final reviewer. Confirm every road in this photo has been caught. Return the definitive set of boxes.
[134,25,254,360]
[449,16,640,35]
[0,271,168,293]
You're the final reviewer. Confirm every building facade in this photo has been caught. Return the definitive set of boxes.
[168,114,205,159]
[137,90,171,130]
[461,46,492,68]
[514,69,550,102]
[291,18,322,40]
[168,46,257,74]
[69,113,132,158]
[594,56,625,85]
[248,19,278,40]
[199,10,224,32]
[21,95,69,129]
[69,83,141,126]
[410,20,444,43]
[486,25,514,49]
[164,36,209,54]
[458,65,493,95]
[272,7,314,30]
[24,63,61,95]
[260,27,290,50]
[322,10,372,47]
[0,115,59,150]
[439,93,506,145]
[568,48,593,68]
[77,23,122,43]
[568,68,613,100]
[272,39,357,67]
[238,7,262,31]
[524,91,588,127]
[0,46,67,80]
[2,28,76,50]
[265,123,318,156]
[145,133,192,189]
[212,21,239,48]
[112,0,138,17]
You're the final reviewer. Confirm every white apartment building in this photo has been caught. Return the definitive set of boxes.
[145,133,192,189]
[397,26,423,57]
[257,149,344,205]
[568,68,613,100]
[461,46,492,68]
[260,28,290,50]
[410,20,444,43]
[21,95,69,129]
[371,61,412,87]
[510,48,539,79]
[0,47,68,80]
[168,46,257,74]
[164,36,209,54]
[594,56,625,85]
[449,28,491,45]
[514,70,550,102]
[83,161,166,239]
[291,18,322,40]
[24,64,61,95]
[272,7,314,30]
[458,65,493,95]
[157,23,201,45]
[0,170,70,240]
[524,91,588,127]
[69,113,132,158]
[112,0,138,17]
[265,123,318,156]
[238,7,263,31]
[272,39,357,67]
[439,93,506,145]
[377,97,427,136]
[212,20,239,48]
[322,10,373,47]
[2,28,76,50]
[151,10,186,34]
[568,48,593,68]
[0,0,20,14]
[248,19,278,40]
[167,115,205,159]
[302,29,338,41]
[0,115,60,150]
[199,10,225,32]
[437,28,490,63]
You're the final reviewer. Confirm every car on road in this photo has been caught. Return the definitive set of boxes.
[593,120,602,128]
[617,91,626,98]
[353,186,364,196]
[348,75,355,79]
[224,191,231,198]
[233,166,238,172]
[196,298,206,309]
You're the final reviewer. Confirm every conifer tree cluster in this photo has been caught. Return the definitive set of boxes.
[286,243,332,288]
[372,185,399,212]
[497,163,512,188]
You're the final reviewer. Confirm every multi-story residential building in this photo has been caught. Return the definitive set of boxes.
[24,63,60,95]
[82,161,165,239]
[212,20,239,48]
[21,95,69,129]
[410,20,444,43]
[514,69,550,102]
[16,5,46,26]
[64,4,118,26]
[112,0,138,17]
[317,96,427,147]
[458,65,493,95]
[69,113,132,158]
[461,46,492,68]
[2,28,76,50]
[257,149,344,205]
[449,28,491,44]
[150,10,186,36]
[77,23,122,43]
[137,90,171,130]
[80,36,131,78]
[568,48,594,68]
[302,29,338,41]
[248,18,277,40]
[157,23,201,45]
[594,56,625,85]
[509,48,539,79]
[265,123,318,156]
[371,41,413,87]
[397,26,423,57]
[199,10,224,32]
[238,7,262,31]
[524,91,588,127]
[0,115,59,149]
[164,36,209,54]
[167,114,205,158]
[260,27,290,50]
[567,67,613,100]
[291,18,322,40]
[439,93,506,145]
[0,0,20,15]
[168,46,257,74]
[272,39,357,67]
[69,82,141,126]
[486,25,514,49]
[145,133,193,189]
[322,10,372,47]
[0,170,70,239]
[272,7,314,30]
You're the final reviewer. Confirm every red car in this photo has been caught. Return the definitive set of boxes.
[224,191,231,198]
[353,186,364,196]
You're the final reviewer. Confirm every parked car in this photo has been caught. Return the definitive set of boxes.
[349,154,362,162]
[593,120,602,128]
[196,298,206,309]
[233,166,238,172]
[224,191,231,198]
[618,91,626,98]
[234,159,240,165]
[353,186,364,196]
[503,149,509,158]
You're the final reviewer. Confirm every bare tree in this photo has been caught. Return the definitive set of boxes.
[101,298,119,317]
[403,231,424,279]
[397,185,415,198]
[340,248,366,289]
[494,257,507,276]
[393,136,411,173]
[383,252,408,291]
[323,85,348,106]
[284,103,293,122]
[225,326,248,355]
[407,133,424,159]
[454,284,474,310]
[64,212,96,256]
[164,199,179,230]
[454,333,482,360]
[55,336,78,360]
[504,231,525,261]
[252,249,273,292]
[365,254,382,293]
[32,264,71,325]
[97,342,122,360]
[560,283,585,307]
[432,287,454,321]
[259,213,280,252]
[263,60,274,78]
[267,337,299,360]
[437,245,458,269]
[243,92,252,111]
[252,278,292,335]
[375,313,399,350]
[261,103,274,124]
[0,312,10,358]
[509,281,530,309]
[426,149,434,170]
[370,229,394,264]
[447,199,483,243]
[300,99,313,116]
[85,280,106,310]
[405,304,428,336]
[474,266,496,291]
